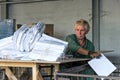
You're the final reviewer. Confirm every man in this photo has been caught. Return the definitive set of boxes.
[64,19,100,80]
[65,19,100,59]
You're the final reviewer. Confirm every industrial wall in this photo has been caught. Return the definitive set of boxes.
[7,0,92,40]
[100,0,120,61]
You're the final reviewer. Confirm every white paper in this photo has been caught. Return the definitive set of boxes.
[0,36,13,48]
[0,23,68,61]
[0,35,67,61]
[88,54,116,76]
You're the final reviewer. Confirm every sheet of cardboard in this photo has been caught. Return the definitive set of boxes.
[88,54,117,76]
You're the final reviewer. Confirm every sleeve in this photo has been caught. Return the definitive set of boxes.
[92,45,95,52]
[66,35,81,53]
[87,39,95,52]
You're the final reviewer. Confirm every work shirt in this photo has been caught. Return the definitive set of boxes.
[65,34,95,58]
[65,34,95,80]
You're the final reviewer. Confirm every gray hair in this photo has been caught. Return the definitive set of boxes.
[75,19,90,33]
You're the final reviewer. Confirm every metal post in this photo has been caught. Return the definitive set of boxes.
[0,0,7,19]
[92,0,101,51]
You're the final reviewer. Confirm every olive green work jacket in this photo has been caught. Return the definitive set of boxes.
[65,34,95,58]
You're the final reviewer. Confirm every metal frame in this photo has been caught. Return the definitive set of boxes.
[55,73,120,80]
[55,63,120,80]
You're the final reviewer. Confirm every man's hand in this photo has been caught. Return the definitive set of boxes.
[88,51,101,58]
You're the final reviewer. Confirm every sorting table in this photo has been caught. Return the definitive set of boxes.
[0,58,89,80]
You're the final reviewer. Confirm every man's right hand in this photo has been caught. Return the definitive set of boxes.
[88,51,101,58]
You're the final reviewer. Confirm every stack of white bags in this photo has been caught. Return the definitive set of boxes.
[0,21,68,61]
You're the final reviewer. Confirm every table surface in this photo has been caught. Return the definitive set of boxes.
[0,58,90,64]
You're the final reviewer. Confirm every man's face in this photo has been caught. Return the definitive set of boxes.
[75,25,87,40]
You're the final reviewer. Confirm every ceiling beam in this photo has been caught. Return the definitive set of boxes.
[0,0,67,4]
